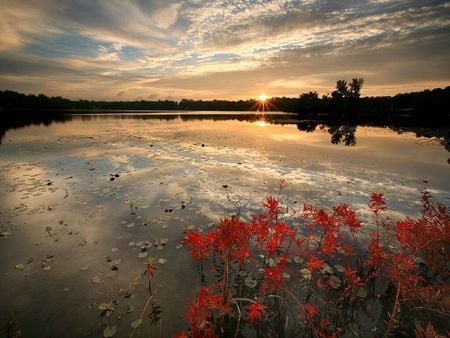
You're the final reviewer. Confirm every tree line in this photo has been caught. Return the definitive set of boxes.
[1,80,449,117]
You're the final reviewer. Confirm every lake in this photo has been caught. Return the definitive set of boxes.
[0,112,448,337]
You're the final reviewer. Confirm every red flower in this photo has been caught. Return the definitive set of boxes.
[183,231,211,261]
[145,258,158,277]
[303,303,319,318]
[368,192,388,215]
[333,204,362,232]
[322,232,338,255]
[307,256,324,271]
[263,195,282,218]
[211,216,251,264]
[262,267,283,291]
[261,258,288,291]
[184,286,224,337]
[245,301,267,324]
[343,266,364,286]
[367,238,385,266]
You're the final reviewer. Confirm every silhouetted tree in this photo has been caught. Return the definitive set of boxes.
[298,91,320,112]
[349,78,364,99]
[331,78,364,112]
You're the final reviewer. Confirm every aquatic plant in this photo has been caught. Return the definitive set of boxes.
[176,185,449,337]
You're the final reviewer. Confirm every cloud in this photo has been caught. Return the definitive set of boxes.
[152,2,183,29]
[0,0,449,100]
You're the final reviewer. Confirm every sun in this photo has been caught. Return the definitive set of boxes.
[251,93,276,112]
[258,93,269,102]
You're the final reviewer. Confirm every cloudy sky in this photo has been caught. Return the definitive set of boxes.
[0,0,449,100]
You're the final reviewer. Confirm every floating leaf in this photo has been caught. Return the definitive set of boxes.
[0,230,12,237]
[334,264,345,273]
[282,272,291,279]
[44,264,52,271]
[267,258,276,267]
[80,265,90,271]
[98,303,110,310]
[138,252,148,258]
[292,256,302,264]
[130,319,142,329]
[126,303,135,314]
[157,258,167,264]
[128,241,135,247]
[320,263,333,275]
[244,276,257,288]
[103,325,117,337]
[110,259,122,266]
[300,268,312,281]
[15,264,25,271]
[356,287,368,298]
[111,247,119,252]
[92,275,104,284]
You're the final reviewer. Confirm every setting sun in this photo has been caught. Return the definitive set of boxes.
[258,94,269,102]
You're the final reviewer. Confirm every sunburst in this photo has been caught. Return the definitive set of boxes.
[258,93,269,102]
[251,93,276,112]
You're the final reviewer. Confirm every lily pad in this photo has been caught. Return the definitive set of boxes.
[15,264,25,271]
[130,319,142,329]
[356,287,368,298]
[0,230,12,237]
[300,268,312,281]
[244,276,257,288]
[320,263,333,275]
[292,256,302,264]
[92,275,104,284]
[126,303,135,314]
[103,325,117,337]
[98,303,110,310]
[138,252,148,258]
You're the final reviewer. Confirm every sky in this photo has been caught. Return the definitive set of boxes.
[0,0,449,101]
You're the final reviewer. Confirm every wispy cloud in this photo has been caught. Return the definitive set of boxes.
[0,0,448,100]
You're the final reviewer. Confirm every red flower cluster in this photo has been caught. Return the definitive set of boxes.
[245,301,267,325]
[177,190,449,337]
[368,192,388,215]
[182,286,227,338]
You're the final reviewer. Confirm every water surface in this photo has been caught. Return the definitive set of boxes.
[0,112,448,337]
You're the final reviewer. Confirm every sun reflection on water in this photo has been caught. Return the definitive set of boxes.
[256,120,267,127]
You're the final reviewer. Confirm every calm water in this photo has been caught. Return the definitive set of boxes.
[0,113,448,337]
